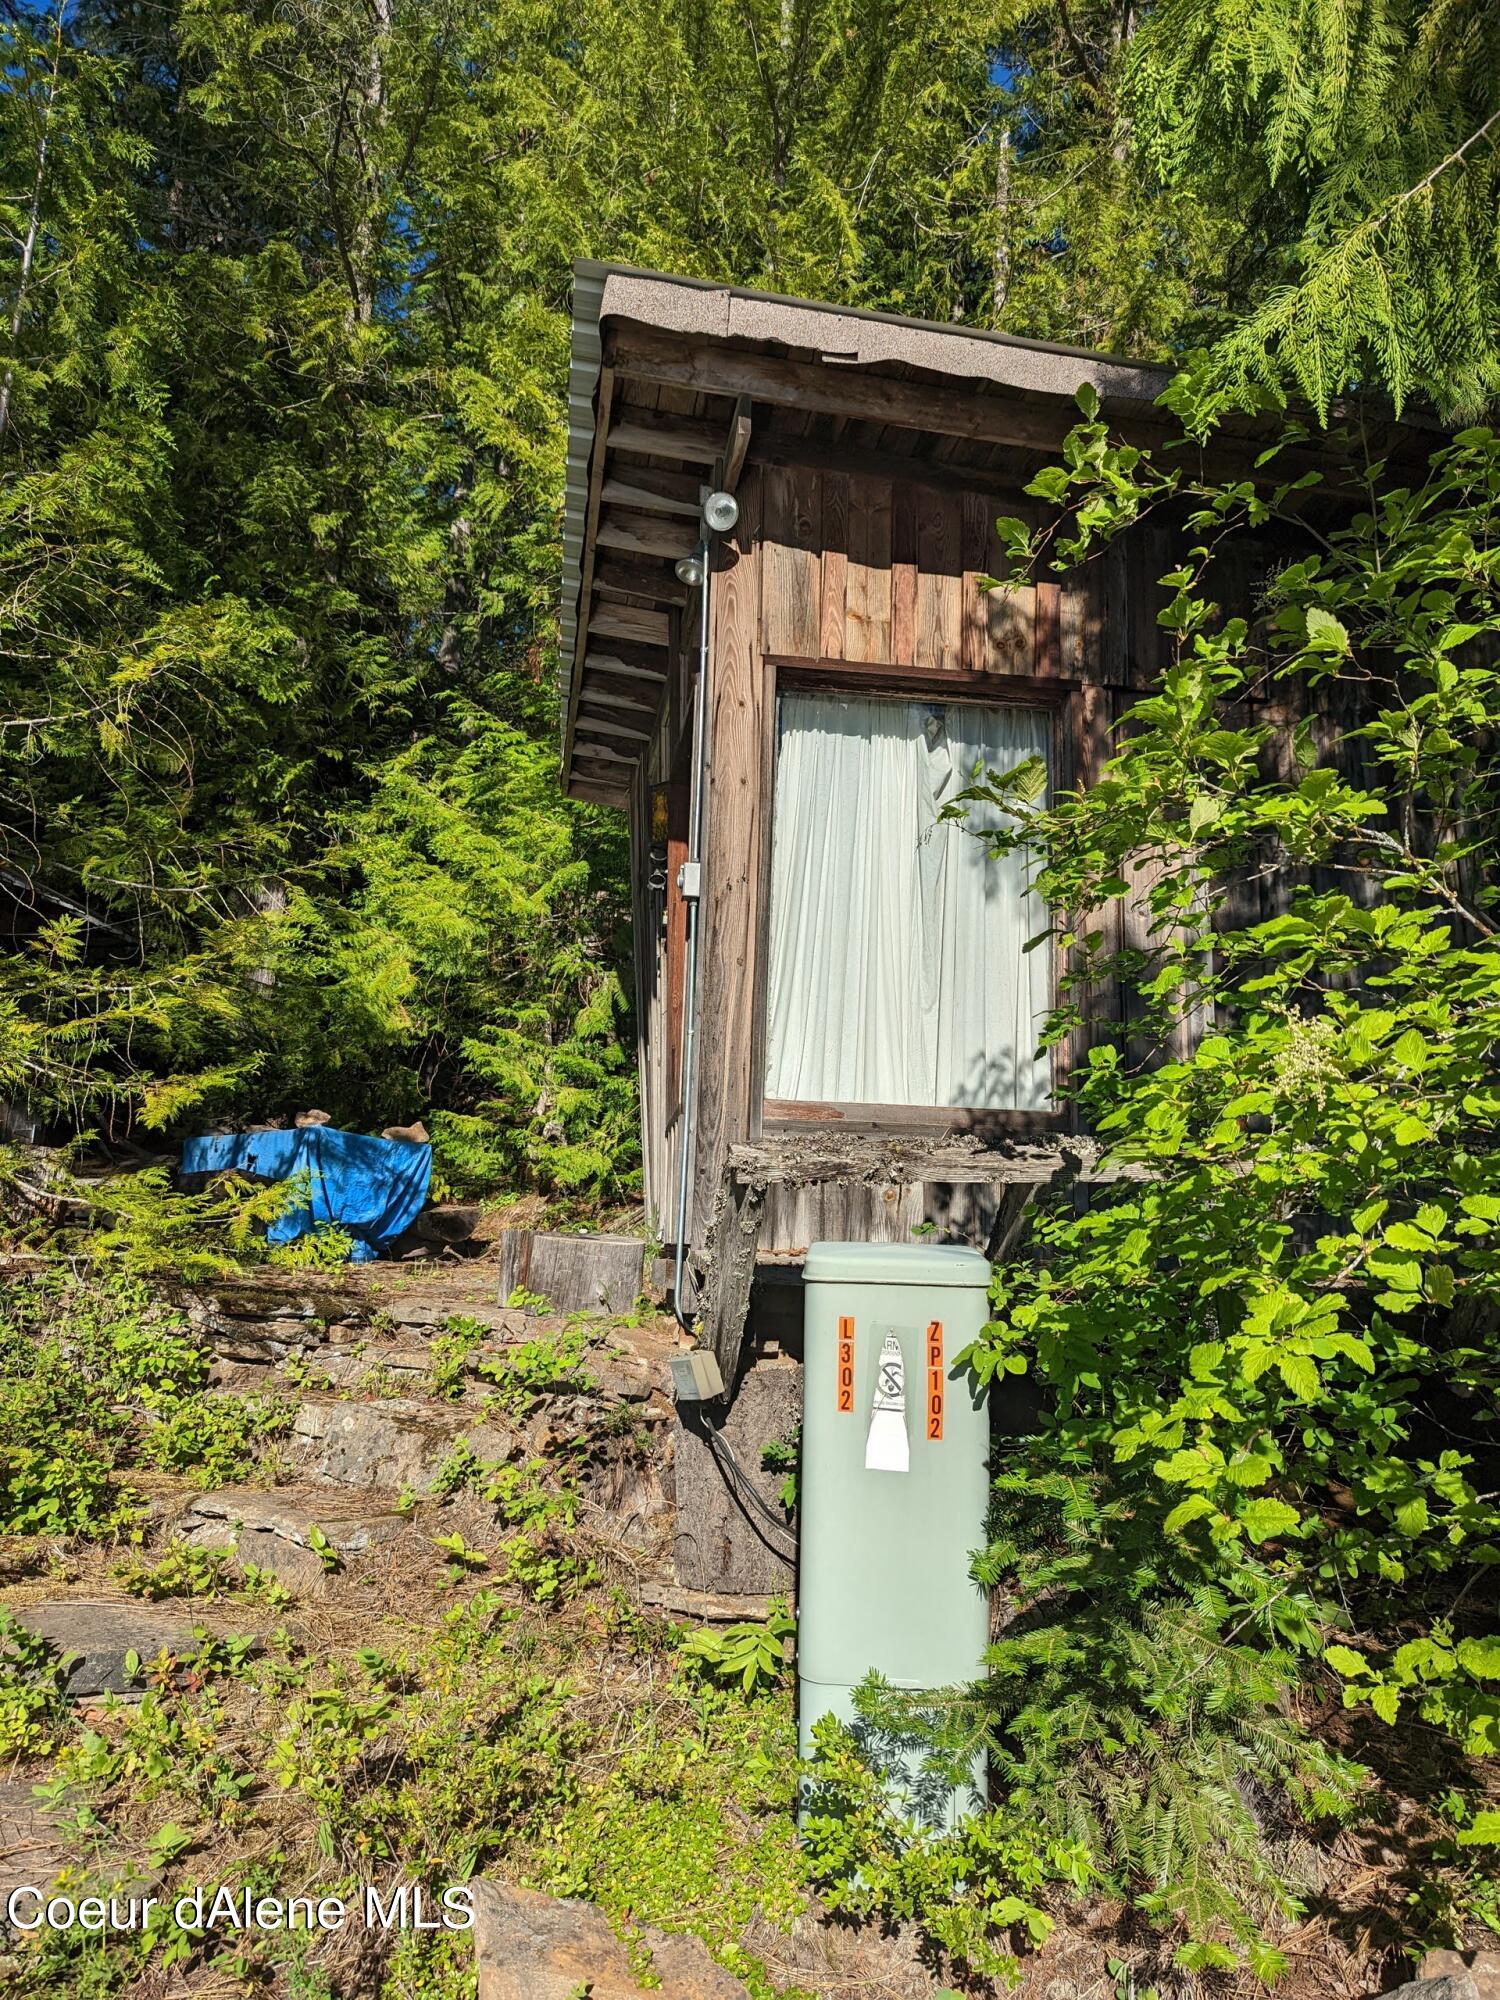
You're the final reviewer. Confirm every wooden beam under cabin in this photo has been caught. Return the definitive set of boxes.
[726,1134,1124,1187]
[695,1169,767,1389]
[695,1131,1117,1385]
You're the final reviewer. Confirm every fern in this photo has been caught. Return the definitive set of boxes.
[1127,0,1500,415]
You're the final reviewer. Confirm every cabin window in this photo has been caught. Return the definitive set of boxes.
[764,691,1053,1113]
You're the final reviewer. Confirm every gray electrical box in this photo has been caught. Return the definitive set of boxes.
[669,1349,725,1404]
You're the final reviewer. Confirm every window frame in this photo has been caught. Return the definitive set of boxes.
[751,656,1076,1142]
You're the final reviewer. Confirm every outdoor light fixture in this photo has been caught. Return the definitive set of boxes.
[701,489,739,535]
[674,553,705,587]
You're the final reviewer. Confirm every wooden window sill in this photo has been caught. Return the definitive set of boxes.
[761,1098,1064,1141]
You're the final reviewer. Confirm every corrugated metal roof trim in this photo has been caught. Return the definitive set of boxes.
[558,264,606,747]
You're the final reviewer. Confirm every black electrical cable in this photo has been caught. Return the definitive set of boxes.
[707,1423,798,1544]
[686,1408,798,1563]
[704,1424,796,1551]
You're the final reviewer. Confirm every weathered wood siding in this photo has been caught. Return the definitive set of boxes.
[755,461,1170,686]
[693,473,769,1237]
[636,455,1293,1258]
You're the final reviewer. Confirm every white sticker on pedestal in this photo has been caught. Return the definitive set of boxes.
[865,1331,909,1473]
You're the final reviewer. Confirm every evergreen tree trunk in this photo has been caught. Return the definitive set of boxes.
[0,0,65,450]
[992,127,1012,321]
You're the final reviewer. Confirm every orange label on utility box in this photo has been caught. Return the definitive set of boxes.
[836,1316,855,1412]
[925,1320,944,1439]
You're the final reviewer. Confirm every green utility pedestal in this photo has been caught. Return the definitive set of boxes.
[798,1241,991,1829]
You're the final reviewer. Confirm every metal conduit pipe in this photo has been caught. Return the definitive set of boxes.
[670,534,712,1329]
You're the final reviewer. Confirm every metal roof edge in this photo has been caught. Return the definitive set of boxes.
[558,261,1184,788]
[570,257,1176,384]
[558,262,608,776]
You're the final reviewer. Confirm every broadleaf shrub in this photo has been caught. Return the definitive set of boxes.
[815,419,1500,1973]
[0,1274,296,1532]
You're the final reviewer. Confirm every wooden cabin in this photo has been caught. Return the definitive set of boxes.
[558,262,1422,1422]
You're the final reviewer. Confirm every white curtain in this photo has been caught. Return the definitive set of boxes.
[764,692,1052,1111]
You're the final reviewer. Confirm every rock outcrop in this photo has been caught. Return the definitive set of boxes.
[1387,1951,1500,2000]
[174,1488,405,1593]
[472,1881,748,2000]
[289,1397,475,1492]
[11,1600,198,1696]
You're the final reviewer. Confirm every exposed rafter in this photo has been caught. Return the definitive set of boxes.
[606,411,724,462]
[601,467,703,517]
[575,709,654,742]
[719,394,753,492]
[583,672,669,710]
[589,600,671,648]
[596,509,698,561]
[572,735,636,765]
[584,646,668,681]
[593,558,688,606]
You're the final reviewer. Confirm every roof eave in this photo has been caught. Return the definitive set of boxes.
[557,262,1182,798]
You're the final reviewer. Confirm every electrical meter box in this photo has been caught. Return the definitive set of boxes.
[798,1240,992,1829]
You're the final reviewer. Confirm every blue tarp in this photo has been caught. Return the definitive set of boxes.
[181,1127,432,1263]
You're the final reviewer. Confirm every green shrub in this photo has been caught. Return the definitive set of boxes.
[73,1165,312,1281]
[0,1609,77,1758]
[114,1543,238,1600]
[269,1223,356,1270]
[760,1425,800,1514]
[802,1707,1093,1986]
[476,1322,592,1412]
[536,1680,806,2000]
[0,1388,135,1534]
[0,1275,298,1526]
[427,1314,488,1399]
[680,1603,795,1697]
[0,1279,144,1534]
[928,415,1500,1973]
[143,1393,295,1487]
